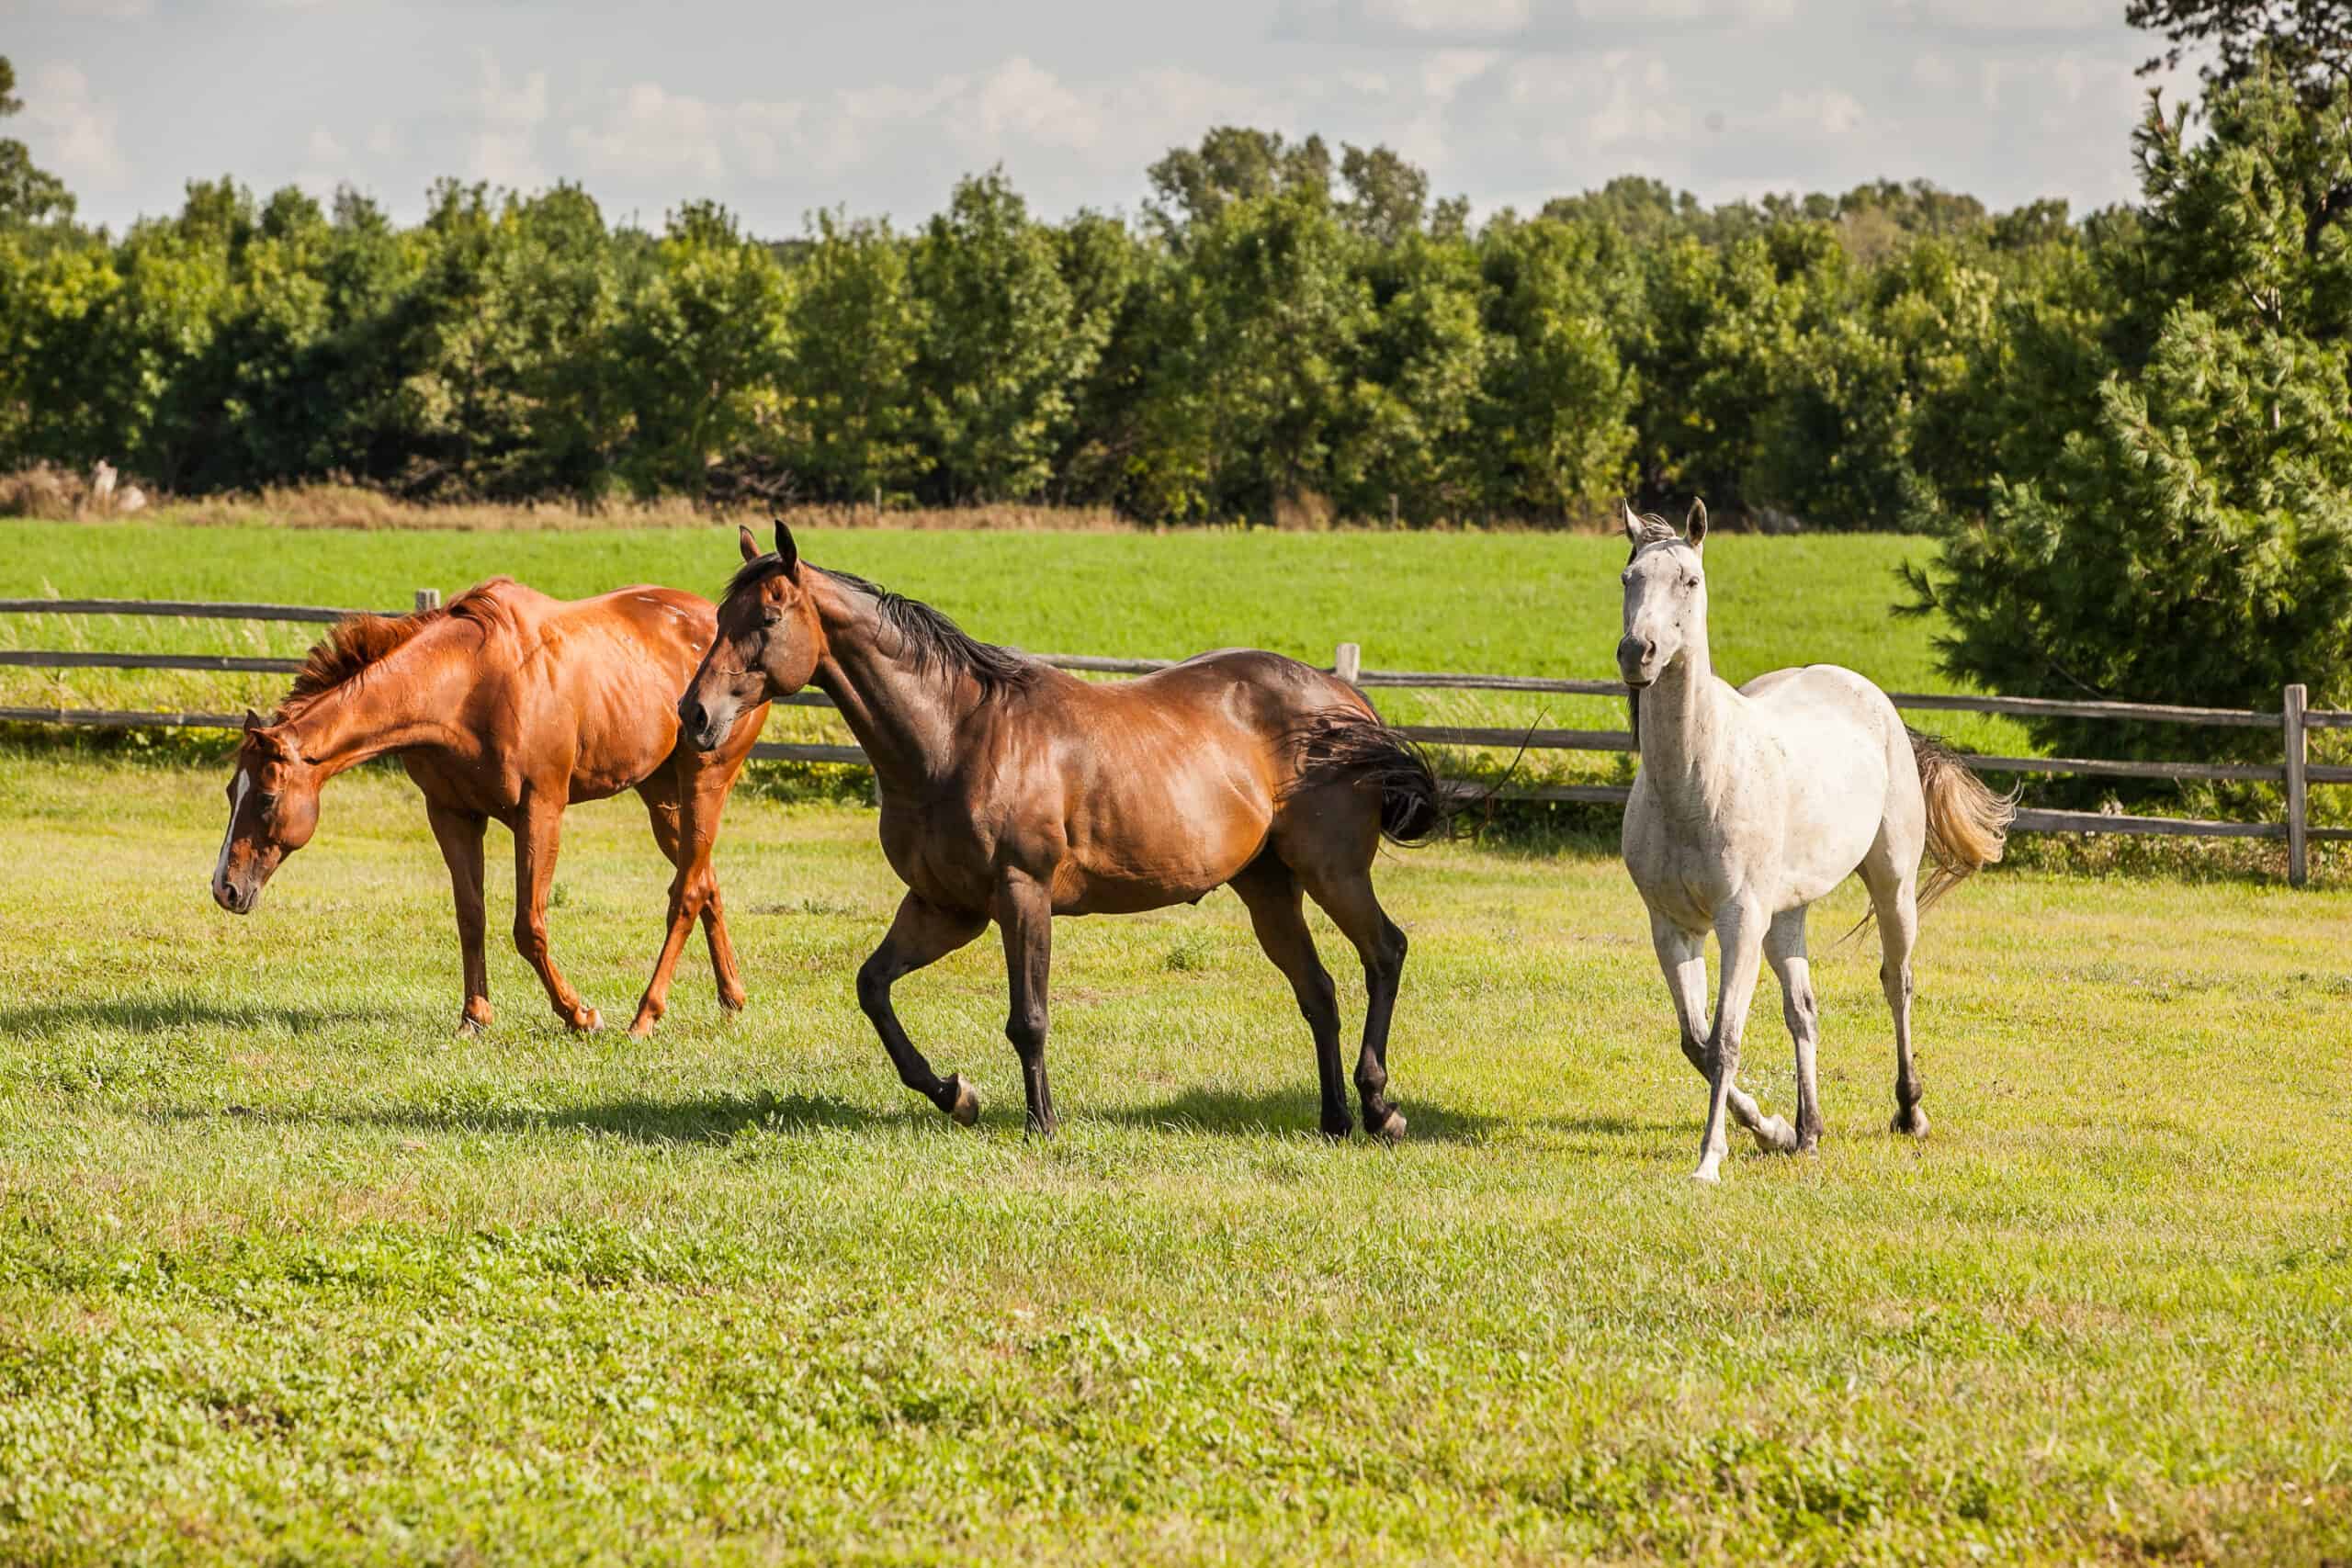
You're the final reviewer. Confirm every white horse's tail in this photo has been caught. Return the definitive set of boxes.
[1912,729,2018,916]
[1847,731,2018,945]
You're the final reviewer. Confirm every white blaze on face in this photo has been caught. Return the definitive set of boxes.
[214,767,251,890]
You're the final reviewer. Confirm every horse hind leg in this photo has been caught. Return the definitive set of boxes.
[1764,907,1824,1153]
[512,792,600,1032]
[1859,841,1927,1137]
[1228,854,1351,1138]
[1291,852,1408,1144]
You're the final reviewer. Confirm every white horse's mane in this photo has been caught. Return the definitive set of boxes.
[1630,511,1682,547]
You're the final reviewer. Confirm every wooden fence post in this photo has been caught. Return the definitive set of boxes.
[2284,682,2308,887]
[1388,492,1398,529]
[414,588,441,613]
[1334,642,1362,685]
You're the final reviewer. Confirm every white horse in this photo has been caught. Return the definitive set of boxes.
[1616,501,2015,1181]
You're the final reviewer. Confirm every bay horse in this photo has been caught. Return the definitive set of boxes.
[1616,501,2015,1181]
[676,521,1442,1139]
[210,579,770,1036]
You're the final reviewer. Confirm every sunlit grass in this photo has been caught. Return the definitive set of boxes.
[0,754,2345,1562]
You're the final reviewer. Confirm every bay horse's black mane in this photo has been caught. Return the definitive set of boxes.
[728,556,1038,698]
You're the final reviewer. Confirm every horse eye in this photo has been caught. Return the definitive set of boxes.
[1684,577,1700,589]
[759,607,784,627]
[1619,570,1632,585]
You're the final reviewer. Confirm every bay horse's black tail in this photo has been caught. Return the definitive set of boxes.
[1285,712,1449,846]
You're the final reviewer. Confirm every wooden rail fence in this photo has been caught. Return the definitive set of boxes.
[2,595,2341,886]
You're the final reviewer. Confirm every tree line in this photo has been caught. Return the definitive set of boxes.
[0,67,2128,532]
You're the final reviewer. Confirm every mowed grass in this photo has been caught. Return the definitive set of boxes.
[1,754,2347,1562]
[0,521,2029,758]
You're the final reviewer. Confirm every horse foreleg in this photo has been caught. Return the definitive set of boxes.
[1695,899,1778,1181]
[995,875,1057,1138]
[1650,912,1785,1159]
[628,751,748,1038]
[512,792,599,1032]
[857,893,988,1124]
[426,803,493,1036]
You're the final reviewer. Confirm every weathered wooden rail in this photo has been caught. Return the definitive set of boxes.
[1,600,2340,885]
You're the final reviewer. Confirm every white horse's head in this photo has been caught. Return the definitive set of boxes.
[1616,498,1709,689]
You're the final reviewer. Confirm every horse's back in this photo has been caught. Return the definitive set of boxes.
[456,581,720,801]
[966,647,1370,915]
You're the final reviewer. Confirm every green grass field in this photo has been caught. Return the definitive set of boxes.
[0,520,2030,759]
[2,523,2347,1562]
[2,753,2349,1562]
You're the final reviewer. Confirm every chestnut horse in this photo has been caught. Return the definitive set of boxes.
[675,521,1443,1139]
[210,578,769,1036]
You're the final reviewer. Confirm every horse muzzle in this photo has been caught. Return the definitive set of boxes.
[677,695,729,753]
[1617,636,1658,689]
[211,875,260,915]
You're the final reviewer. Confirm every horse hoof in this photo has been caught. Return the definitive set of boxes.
[572,1008,604,1034]
[455,1017,487,1040]
[1892,1106,1929,1138]
[1690,1165,1722,1184]
[626,1015,656,1041]
[1374,1110,1408,1144]
[1752,1114,1798,1155]
[944,1075,980,1127]
[717,989,746,1014]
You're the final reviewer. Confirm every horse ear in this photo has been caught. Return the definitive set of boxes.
[771,515,800,581]
[1621,500,1645,553]
[1685,497,1709,552]
[737,524,761,564]
[243,707,265,732]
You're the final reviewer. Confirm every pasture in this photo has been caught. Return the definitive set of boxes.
[1,521,2346,1562]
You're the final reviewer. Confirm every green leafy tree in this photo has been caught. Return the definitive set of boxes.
[777,210,925,501]
[2128,0,2351,97]
[1126,187,1367,521]
[1913,64,2352,763]
[907,171,1096,502]
[0,58,74,231]
[1469,216,1638,519]
[614,199,787,496]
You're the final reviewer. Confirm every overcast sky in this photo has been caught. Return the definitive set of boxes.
[8,0,2190,237]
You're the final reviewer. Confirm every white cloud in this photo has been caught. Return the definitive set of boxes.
[568,82,727,182]
[366,121,398,158]
[465,51,548,188]
[19,62,129,190]
[1905,0,2113,30]
[1765,87,1865,136]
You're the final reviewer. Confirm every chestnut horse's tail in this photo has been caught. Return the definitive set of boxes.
[1284,712,1449,846]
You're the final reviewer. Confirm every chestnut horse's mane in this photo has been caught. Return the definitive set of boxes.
[729,556,1038,699]
[276,578,517,719]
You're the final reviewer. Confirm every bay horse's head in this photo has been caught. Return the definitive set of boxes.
[1617,497,1710,689]
[210,712,322,914]
[679,520,825,751]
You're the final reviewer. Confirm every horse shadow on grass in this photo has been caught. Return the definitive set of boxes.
[0,993,398,1038]
[1098,1083,1500,1145]
[145,1089,893,1145]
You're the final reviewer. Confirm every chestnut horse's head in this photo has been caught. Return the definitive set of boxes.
[210,712,322,914]
[678,520,826,751]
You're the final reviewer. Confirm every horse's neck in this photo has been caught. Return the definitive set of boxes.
[283,630,471,776]
[1637,642,1738,807]
[808,580,977,792]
